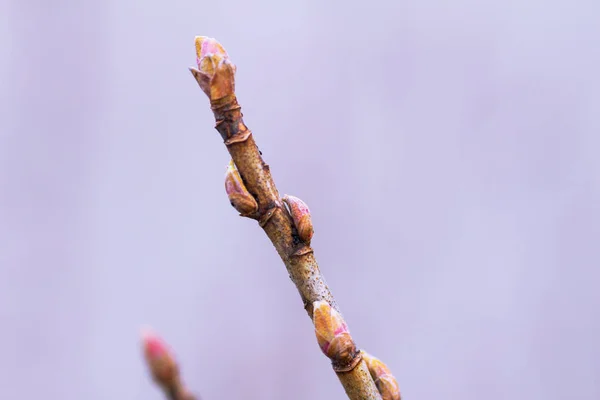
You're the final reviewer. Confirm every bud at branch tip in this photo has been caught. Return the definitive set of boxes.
[190,36,236,101]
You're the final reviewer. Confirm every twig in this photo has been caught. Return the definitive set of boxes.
[189,36,394,400]
[141,329,198,400]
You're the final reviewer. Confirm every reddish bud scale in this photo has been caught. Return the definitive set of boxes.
[283,194,314,244]
[225,160,258,215]
[362,351,401,400]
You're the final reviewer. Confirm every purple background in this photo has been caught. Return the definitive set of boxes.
[2,0,599,399]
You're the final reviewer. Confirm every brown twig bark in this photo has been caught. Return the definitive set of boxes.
[189,36,385,400]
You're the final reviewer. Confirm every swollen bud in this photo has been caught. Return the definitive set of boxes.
[362,351,401,400]
[141,329,179,388]
[312,300,360,372]
[225,160,258,215]
[190,36,236,101]
[195,36,227,63]
[282,194,314,244]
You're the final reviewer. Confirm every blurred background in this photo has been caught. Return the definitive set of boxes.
[1,0,599,399]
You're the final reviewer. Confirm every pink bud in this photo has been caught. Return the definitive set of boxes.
[141,329,178,388]
[225,160,258,215]
[190,36,236,100]
[195,36,228,62]
[362,351,401,400]
[312,301,360,372]
[283,194,314,244]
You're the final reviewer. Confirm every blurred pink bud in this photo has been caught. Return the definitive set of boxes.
[141,329,178,388]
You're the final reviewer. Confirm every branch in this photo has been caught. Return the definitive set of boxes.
[141,329,198,400]
[189,36,400,400]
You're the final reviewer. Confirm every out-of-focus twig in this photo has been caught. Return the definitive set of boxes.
[141,329,198,400]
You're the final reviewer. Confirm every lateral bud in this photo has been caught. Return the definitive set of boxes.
[362,351,401,400]
[282,194,314,244]
[312,300,361,372]
[225,160,258,216]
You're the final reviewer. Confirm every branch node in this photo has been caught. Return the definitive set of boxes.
[224,129,252,146]
[258,206,278,227]
[292,245,314,257]
[333,349,363,372]
[210,94,240,113]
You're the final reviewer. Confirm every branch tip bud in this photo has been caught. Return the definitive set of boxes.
[192,36,236,100]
